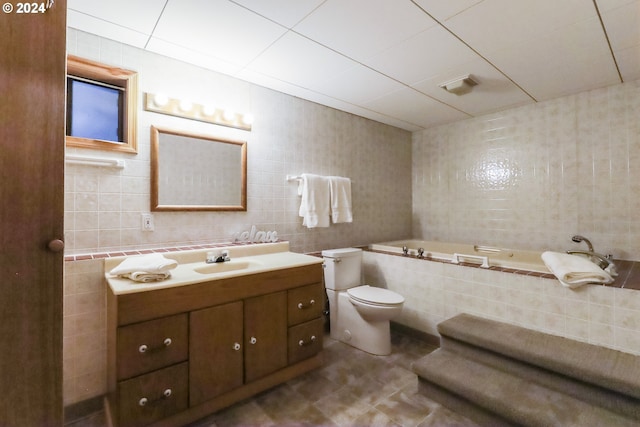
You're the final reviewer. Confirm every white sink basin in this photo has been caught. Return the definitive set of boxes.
[193,260,262,275]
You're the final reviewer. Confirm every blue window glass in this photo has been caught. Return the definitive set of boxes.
[67,78,123,142]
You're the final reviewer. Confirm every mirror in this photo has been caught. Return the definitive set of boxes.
[150,126,247,211]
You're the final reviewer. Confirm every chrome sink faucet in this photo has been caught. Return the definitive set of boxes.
[206,250,230,264]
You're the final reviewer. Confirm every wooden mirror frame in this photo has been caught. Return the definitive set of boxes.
[150,126,247,211]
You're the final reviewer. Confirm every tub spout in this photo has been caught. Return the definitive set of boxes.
[571,235,594,252]
[417,248,425,259]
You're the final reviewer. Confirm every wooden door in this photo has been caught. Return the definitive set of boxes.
[189,302,244,406]
[0,1,66,425]
[244,292,288,383]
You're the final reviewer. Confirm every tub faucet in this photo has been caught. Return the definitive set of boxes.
[417,248,425,259]
[402,246,409,256]
[566,250,613,270]
[571,235,594,252]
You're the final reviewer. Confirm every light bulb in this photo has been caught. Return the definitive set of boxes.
[223,109,236,121]
[202,105,216,116]
[179,99,193,112]
[153,93,169,107]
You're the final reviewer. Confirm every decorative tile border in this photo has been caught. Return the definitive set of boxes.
[64,241,283,262]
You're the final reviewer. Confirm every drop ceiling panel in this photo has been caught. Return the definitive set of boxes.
[442,0,597,55]
[311,64,407,105]
[152,0,287,67]
[68,0,166,35]
[293,0,438,62]
[364,25,481,86]
[67,9,152,48]
[145,38,243,77]
[364,88,469,129]
[485,17,620,99]
[599,0,640,80]
[412,0,484,22]
[229,0,326,28]
[246,32,356,91]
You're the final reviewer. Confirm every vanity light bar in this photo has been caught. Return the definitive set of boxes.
[144,93,253,131]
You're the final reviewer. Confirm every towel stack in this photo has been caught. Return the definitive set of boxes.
[298,173,352,228]
[541,251,614,288]
[109,253,178,283]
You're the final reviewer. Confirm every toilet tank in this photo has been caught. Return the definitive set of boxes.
[321,247,362,290]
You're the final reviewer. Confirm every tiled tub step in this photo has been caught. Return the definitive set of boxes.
[412,314,640,427]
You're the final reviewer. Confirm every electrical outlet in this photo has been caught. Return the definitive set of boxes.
[141,213,154,231]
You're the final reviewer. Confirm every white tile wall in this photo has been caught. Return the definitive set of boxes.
[412,79,640,260]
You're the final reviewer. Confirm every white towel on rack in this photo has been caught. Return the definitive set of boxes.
[329,176,352,223]
[298,174,331,228]
[541,251,613,288]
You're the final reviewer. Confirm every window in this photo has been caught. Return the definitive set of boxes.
[66,55,138,153]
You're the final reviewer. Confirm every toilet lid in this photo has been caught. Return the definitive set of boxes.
[347,285,404,305]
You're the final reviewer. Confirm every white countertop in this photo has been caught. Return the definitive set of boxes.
[105,243,323,295]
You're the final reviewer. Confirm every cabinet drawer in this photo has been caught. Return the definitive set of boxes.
[117,313,188,380]
[288,317,323,364]
[117,362,188,427]
[288,283,324,326]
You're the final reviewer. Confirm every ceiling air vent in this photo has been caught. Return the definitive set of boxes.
[439,74,478,96]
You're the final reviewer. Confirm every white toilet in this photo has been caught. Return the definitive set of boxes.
[322,247,404,355]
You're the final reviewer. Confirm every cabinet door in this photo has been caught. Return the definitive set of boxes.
[189,301,243,406]
[244,292,287,383]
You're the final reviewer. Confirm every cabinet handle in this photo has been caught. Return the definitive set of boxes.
[138,389,172,407]
[138,338,172,354]
[298,335,317,347]
[233,342,241,351]
[297,299,315,309]
[250,336,257,345]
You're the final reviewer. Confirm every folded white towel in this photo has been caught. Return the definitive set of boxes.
[298,174,331,228]
[122,271,172,283]
[109,253,178,276]
[329,176,352,224]
[541,251,614,288]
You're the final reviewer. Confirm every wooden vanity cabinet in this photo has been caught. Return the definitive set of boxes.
[107,263,324,427]
[189,292,288,406]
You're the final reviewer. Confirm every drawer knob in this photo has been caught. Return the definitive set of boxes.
[250,336,257,345]
[233,342,241,351]
[137,389,172,407]
[297,299,315,309]
[138,338,172,353]
[298,335,317,347]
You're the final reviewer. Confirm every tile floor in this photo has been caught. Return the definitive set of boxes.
[68,330,479,426]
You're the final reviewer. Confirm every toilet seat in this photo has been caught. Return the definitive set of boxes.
[347,285,404,307]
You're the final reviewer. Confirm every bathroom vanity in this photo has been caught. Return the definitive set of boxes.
[104,243,324,427]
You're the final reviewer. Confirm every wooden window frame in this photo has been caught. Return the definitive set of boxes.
[66,55,138,153]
